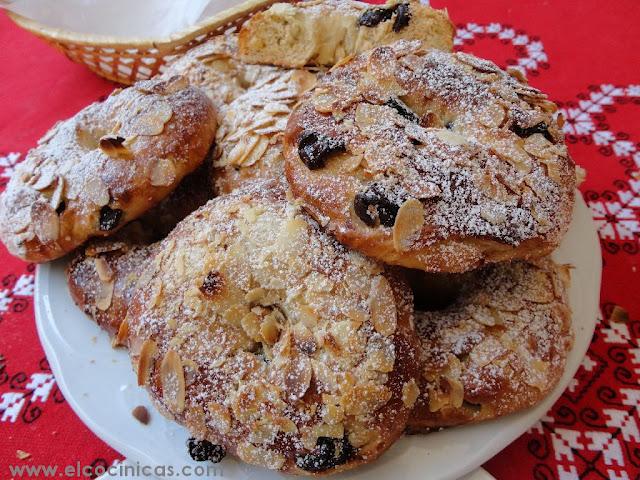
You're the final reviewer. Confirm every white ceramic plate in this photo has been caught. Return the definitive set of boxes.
[35,194,601,480]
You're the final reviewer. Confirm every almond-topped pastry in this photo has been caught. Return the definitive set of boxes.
[407,257,573,431]
[0,75,217,262]
[238,0,454,68]
[284,40,577,273]
[160,32,270,112]
[68,240,155,341]
[124,180,420,475]
[212,67,320,194]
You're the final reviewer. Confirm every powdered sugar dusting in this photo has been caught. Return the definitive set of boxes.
[126,179,418,472]
[287,41,575,271]
[410,258,573,428]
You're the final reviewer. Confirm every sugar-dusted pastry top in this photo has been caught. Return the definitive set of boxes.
[161,32,265,112]
[212,66,320,193]
[125,179,420,475]
[0,76,217,262]
[408,257,573,430]
[238,0,454,67]
[284,40,576,272]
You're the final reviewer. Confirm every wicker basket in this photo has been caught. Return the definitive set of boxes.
[6,0,282,85]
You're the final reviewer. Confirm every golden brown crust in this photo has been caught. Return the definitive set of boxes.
[407,258,573,431]
[238,0,454,68]
[125,179,420,475]
[284,41,576,272]
[0,76,217,262]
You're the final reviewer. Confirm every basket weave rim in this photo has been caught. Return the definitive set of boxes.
[6,0,279,52]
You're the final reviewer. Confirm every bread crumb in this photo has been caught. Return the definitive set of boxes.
[132,405,150,425]
[16,450,31,460]
[609,305,629,323]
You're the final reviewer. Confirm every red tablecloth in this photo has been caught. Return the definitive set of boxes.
[1,1,639,478]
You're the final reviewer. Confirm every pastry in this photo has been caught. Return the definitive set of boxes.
[125,179,420,475]
[0,76,217,262]
[238,0,454,68]
[212,67,320,194]
[162,33,318,194]
[160,32,267,112]
[407,258,572,430]
[284,41,576,272]
[67,240,154,341]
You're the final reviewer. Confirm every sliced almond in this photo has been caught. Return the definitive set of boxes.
[471,306,500,327]
[402,379,420,408]
[298,304,319,328]
[94,257,114,282]
[207,402,232,434]
[114,319,129,348]
[393,198,424,251]
[260,314,281,346]
[30,169,55,191]
[292,69,317,95]
[480,206,507,225]
[236,442,285,470]
[506,66,528,83]
[226,135,259,167]
[49,176,65,211]
[241,136,270,167]
[367,347,395,373]
[313,422,344,439]
[478,102,506,128]
[349,428,380,452]
[444,376,464,409]
[368,276,397,336]
[609,305,629,323]
[149,158,177,187]
[160,350,186,414]
[575,165,587,186]
[131,99,173,136]
[523,133,554,159]
[342,383,391,415]
[85,176,110,207]
[355,103,382,128]
[282,355,312,401]
[314,93,337,113]
[433,129,467,146]
[240,312,261,341]
[245,287,266,304]
[95,280,115,311]
[16,450,31,460]
[137,339,157,386]
[32,203,60,243]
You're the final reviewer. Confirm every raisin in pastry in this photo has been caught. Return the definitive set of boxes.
[284,41,577,272]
